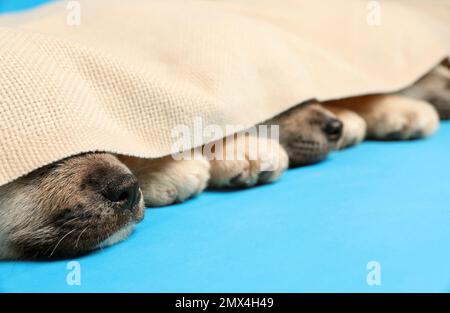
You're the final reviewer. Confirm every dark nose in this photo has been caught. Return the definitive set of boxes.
[322,118,343,140]
[102,174,140,211]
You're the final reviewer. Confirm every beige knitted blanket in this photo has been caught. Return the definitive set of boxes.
[0,0,448,186]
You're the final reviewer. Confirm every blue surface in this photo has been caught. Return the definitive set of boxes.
[0,0,51,13]
[1,123,449,292]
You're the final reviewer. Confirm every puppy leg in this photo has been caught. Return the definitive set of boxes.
[119,154,210,207]
[208,134,288,188]
[326,95,439,140]
[323,104,367,149]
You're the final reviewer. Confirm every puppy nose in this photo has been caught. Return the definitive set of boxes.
[103,174,140,211]
[322,118,343,140]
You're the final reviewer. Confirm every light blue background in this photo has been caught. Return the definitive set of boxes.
[1,1,449,292]
[1,123,449,292]
[0,0,51,13]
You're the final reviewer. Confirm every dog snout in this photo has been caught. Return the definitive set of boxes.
[322,118,343,141]
[102,174,140,211]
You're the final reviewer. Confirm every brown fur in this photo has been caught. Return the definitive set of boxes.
[267,102,342,166]
[0,154,144,259]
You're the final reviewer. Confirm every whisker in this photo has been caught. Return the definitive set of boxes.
[75,227,89,248]
[96,235,104,251]
[59,216,83,227]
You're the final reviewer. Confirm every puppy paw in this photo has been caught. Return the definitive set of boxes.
[337,111,367,149]
[120,155,210,207]
[365,96,439,140]
[325,105,367,149]
[208,135,288,188]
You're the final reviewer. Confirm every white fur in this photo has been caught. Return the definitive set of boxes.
[96,223,135,249]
